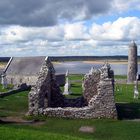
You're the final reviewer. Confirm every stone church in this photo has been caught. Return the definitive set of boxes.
[4,56,46,86]
[3,56,65,87]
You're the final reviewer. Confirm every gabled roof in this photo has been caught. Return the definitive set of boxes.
[6,56,46,76]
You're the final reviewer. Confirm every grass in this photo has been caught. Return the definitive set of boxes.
[0,118,140,140]
[63,82,83,98]
[69,74,84,81]
[61,74,83,98]
[114,75,127,79]
[0,84,14,92]
[62,74,140,100]
[115,83,140,103]
[0,91,29,117]
[0,74,140,140]
[115,83,140,119]
[0,124,85,140]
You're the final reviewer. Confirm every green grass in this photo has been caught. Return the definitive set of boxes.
[61,74,83,98]
[114,83,140,120]
[69,74,84,81]
[63,82,83,98]
[0,74,140,140]
[0,125,84,140]
[115,84,140,103]
[0,91,29,117]
[0,84,14,92]
[0,118,140,140]
[114,75,127,79]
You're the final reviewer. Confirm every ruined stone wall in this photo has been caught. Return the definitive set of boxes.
[82,68,100,105]
[28,58,64,115]
[42,63,117,119]
[28,60,117,119]
[28,64,51,115]
[42,78,117,119]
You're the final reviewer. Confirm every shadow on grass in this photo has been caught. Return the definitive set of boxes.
[70,93,82,96]
[71,84,81,88]
[116,103,140,120]
[0,119,38,125]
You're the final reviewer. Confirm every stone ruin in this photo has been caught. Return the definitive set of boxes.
[28,57,117,119]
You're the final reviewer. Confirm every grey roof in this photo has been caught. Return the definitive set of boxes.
[6,56,46,76]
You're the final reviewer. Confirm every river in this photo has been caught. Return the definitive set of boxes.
[53,61,140,75]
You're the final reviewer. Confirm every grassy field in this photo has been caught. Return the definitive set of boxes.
[0,118,140,140]
[0,75,140,140]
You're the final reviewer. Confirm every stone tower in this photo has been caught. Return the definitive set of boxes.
[127,41,138,83]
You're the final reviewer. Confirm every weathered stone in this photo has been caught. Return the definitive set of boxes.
[79,126,95,133]
[127,41,138,83]
[28,59,117,119]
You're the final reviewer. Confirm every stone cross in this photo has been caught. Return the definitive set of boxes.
[63,70,71,95]
[1,73,7,89]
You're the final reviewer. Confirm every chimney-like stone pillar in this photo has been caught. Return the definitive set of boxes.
[127,41,138,83]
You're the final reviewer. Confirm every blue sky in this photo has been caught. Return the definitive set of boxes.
[0,0,140,56]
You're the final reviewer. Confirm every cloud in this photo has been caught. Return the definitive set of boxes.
[64,22,90,40]
[90,17,140,41]
[0,25,64,44]
[0,0,140,27]
[113,0,140,12]
[1,17,140,56]
[0,0,113,26]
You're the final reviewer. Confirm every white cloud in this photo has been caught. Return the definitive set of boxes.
[0,25,64,44]
[90,17,140,41]
[1,16,140,56]
[64,22,90,40]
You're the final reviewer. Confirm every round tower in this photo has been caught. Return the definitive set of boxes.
[127,41,138,83]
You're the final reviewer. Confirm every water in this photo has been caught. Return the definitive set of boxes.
[53,61,140,75]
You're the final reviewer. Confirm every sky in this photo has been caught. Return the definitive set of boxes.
[0,0,140,57]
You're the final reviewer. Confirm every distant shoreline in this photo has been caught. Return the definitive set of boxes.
[83,60,128,64]
[53,60,140,65]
